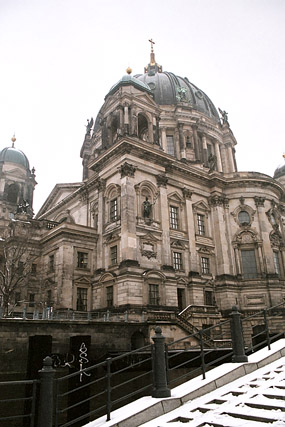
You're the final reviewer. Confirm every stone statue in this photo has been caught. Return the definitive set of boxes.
[208,153,217,172]
[218,108,229,125]
[85,117,94,135]
[17,199,29,214]
[143,197,152,218]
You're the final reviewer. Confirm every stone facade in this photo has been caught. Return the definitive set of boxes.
[0,50,284,344]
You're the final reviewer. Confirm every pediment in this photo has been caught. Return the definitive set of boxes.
[36,182,82,218]
[168,191,184,203]
[140,232,159,243]
[192,200,210,212]
[75,276,92,285]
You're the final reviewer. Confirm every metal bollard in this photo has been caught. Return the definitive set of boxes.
[37,356,55,427]
[151,326,171,398]
[230,306,248,362]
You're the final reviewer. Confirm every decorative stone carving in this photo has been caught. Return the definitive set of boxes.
[156,174,168,187]
[254,196,265,207]
[182,187,192,199]
[208,195,229,207]
[120,162,136,178]
[95,178,106,192]
[231,204,255,227]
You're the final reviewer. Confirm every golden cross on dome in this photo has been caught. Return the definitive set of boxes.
[149,38,155,52]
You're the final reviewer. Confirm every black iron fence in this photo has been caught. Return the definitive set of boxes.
[0,302,284,427]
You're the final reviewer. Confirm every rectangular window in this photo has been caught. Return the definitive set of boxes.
[77,252,88,269]
[149,284,159,305]
[241,249,258,279]
[49,255,54,272]
[197,214,205,236]
[47,290,52,306]
[106,286,113,307]
[31,263,37,275]
[14,292,21,306]
[29,293,35,307]
[110,245,118,265]
[273,252,281,276]
[166,135,175,156]
[76,287,88,311]
[173,252,183,270]
[18,261,24,274]
[170,205,179,229]
[110,198,118,222]
[201,257,210,274]
[205,290,214,306]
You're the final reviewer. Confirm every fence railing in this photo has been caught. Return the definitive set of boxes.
[0,378,38,427]
[0,302,284,427]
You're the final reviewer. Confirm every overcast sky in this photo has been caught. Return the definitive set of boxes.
[0,0,284,214]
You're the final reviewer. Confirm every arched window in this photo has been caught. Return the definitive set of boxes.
[138,114,149,141]
[7,183,19,204]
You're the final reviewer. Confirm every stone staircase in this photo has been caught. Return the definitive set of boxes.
[87,339,285,427]
[140,355,285,426]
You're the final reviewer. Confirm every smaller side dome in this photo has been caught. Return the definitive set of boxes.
[274,164,285,179]
[105,73,153,99]
[0,146,30,169]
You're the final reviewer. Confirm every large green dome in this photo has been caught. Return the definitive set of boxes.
[0,146,30,169]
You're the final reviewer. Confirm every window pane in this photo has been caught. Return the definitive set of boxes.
[273,252,281,276]
[77,252,88,269]
[29,293,35,307]
[170,206,179,229]
[241,250,257,279]
[197,214,205,235]
[49,255,54,272]
[110,198,118,221]
[77,288,88,311]
[173,252,183,270]
[166,135,175,156]
[238,211,250,225]
[110,246,117,265]
[201,257,210,274]
[106,286,113,307]
[205,290,213,305]
[149,284,159,305]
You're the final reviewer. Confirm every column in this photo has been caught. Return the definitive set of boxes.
[202,134,207,165]
[157,176,171,266]
[96,179,106,270]
[120,162,137,261]
[124,104,129,134]
[227,144,235,172]
[214,140,223,172]
[193,126,200,161]
[161,127,167,152]
[183,189,199,272]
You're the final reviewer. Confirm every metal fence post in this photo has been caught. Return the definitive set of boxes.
[37,356,55,427]
[230,306,248,362]
[151,326,171,398]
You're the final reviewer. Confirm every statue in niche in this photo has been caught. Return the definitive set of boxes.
[142,193,159,219]
[208,153,217,172]
[143,197,152,218]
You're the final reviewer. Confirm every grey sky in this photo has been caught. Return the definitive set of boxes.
[0,0,284,213]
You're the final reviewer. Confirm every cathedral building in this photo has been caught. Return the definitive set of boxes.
[0,46,284,339]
